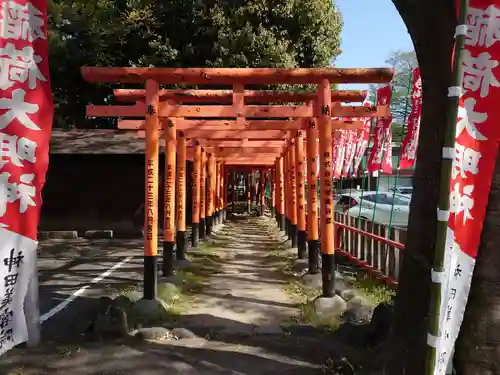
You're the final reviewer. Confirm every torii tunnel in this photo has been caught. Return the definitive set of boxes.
[81,67,394,300]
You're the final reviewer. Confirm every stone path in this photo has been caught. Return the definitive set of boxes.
[177,214,298,335]
[1,214,366,375]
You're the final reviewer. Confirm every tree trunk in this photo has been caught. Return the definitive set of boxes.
[385,1,456,374]
[455,150,500,375]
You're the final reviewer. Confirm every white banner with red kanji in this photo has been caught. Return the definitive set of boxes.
[0,0,53,354]
[433,2,500,374]
[400,67,422,169]
[333,130,347,180]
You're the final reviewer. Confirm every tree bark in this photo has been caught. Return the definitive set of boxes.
[455,150,500,375]
[385,1,456,374]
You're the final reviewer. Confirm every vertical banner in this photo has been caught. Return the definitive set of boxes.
[333,130,347,180]
[433,3,500,374]
[331,130,340,177]
[381,124,393,174]
[342,130,357,178]
[367,86,392,173]
[0,0,52,354]
[400,67,423,169]
[353,113,372,175]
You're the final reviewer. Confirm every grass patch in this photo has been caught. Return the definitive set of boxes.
[283,281,340,331]
[266,244,295,267]
[198,237,230,251]
[114,284,140,296]
[351,273,396,306]
[6,367,26,375]
[111,237,224,325]
[163,243,224,314]
[267,246,341,331]
[55,345,81,358]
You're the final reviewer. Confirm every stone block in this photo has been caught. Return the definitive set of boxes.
[136,327,172,340]
[38,231,78,240]
[314,295,347,320]
[171,327,198,339]
[84,230,113,239]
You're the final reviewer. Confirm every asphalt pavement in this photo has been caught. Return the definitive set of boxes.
[37,238,145,342]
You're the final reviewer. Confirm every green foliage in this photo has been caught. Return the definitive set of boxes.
[392,122,404,142]
[351,274,396,306]
[369,50,418,125]
[48,0,343,128]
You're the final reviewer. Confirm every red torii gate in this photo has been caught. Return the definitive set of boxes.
[81,66,393,301]
[112,90,382,252]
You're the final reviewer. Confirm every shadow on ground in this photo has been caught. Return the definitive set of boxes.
[2,213,388,374]
[2,312,382,375]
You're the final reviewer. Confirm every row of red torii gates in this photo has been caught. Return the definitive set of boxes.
[82,67,394,300]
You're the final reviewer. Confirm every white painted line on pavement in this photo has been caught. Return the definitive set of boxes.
[40,256,134,323]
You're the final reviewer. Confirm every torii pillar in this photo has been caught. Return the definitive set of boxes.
[163,118,176,277]
[252,171,257,207]
[278,156,285,231]
[289,139,298,249]
[318,80,335,297]
[271,168,276,219]
[176,132,187,261]
[222,163,228,221]
[232,171,236,214]
[306,116,320,274]
[215,161,220,225]
[284,150,289,236]
[295,130,307,259]
[206,154,215,235]
[144,79,159,300]
[220,162,225,221]
[191,142,201,247]
[274,159,279,222]
[228,168,233,217]
[199,149,207,239]
[246,173,251,213]
[259,168,265,216]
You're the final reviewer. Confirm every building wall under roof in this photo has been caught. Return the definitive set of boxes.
[39,153,193,234]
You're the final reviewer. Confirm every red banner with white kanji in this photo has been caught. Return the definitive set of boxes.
[353,117,371,175]
[0,0,52,238]
[0,0,53,355]
[433,3,500,374]
[367,86,392,173]
[352,101,373,176]
[400,67,422,169]
[342,130,357,178]
[381,123,393,174]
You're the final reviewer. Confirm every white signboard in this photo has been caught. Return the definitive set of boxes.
[0,226,36,355]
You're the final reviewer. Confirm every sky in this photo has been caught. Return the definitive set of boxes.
[334,0,414,90]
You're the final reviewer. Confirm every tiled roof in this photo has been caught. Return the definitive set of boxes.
[50,129,165,154]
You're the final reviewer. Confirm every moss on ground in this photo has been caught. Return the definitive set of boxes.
[113,235,224,324]
[271,245,394,329]
[6,367,26,375]
[266,246,340,330]
[284,280,340,331]
[351,273,396,306]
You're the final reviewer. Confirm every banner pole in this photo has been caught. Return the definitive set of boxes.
[387,71,414,234]
[425,0,468,373]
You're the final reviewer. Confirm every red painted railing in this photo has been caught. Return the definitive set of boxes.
[263,196,405,288]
